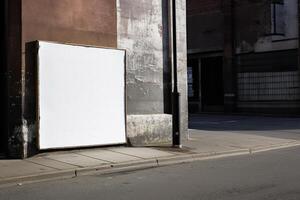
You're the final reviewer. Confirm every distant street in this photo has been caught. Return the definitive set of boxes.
[1,146,300,200]
[189,114,300,140]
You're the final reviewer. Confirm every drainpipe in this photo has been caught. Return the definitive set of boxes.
[171,0,181,148]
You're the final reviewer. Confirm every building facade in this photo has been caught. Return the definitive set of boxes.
[187,0,300,114]
[0,0,188,158]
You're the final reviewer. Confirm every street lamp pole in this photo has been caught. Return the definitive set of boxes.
[171,0,181,148]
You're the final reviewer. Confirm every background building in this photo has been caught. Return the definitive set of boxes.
[187,0,300,114]
[0,0,187,158]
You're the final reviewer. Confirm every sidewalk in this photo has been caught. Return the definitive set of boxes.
[1,124,300,187]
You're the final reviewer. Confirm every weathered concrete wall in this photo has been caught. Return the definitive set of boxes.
[117,0,164,114]
[176,0,188,139]
[127,114,172,146]
[117,0,188,143]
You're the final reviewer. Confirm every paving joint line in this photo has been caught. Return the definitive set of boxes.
[40,157,82,168]
[106,149,149,160]
[24,160,63,171]
[74,152,114,164]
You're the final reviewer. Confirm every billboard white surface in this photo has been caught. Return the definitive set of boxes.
[38,41,126,149]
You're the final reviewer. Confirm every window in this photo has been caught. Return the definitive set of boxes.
[187,59,199,100]
[188,67,194,98]
[271,0,285,35]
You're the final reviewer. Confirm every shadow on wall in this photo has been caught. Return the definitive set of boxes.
[0,0,7,155]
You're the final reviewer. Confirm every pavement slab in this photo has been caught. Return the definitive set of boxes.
[77,149,141,163]
[45,153,109,167]
[26,157,78,170]
[186,130,298,153]
[1,114,300,186]
[0,160,54,179]
[108,147,175,159]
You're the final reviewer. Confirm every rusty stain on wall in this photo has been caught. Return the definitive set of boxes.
[22,0,117,50]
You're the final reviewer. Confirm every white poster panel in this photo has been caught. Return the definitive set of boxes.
[38,41,126,149]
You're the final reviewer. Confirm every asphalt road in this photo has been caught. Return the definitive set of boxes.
[189,114,300,140]
[1,147,300,200]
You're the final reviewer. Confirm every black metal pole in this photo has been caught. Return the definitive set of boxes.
[171,0,181,148]
[298,0,300,115]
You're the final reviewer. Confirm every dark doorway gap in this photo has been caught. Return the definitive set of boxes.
[201,56,224,112]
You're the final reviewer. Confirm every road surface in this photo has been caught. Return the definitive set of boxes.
[1,146,300,200]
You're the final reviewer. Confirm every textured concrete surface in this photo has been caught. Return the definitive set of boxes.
[26,157,77,170]
[77,149,140,163]
[44,153,109,167]
[186,130,298,153]
[187,114,300,153]
[189,114,300,140]
[109,147,174,159]
[176,0,188,139]
[117,0,188,144]
[0,160,53,179]
[126,114,172,146]
[2,147,300,200]
[1,115,300,185]
[117,0,165,114]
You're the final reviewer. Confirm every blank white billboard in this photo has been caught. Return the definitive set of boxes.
[37,41,126,150]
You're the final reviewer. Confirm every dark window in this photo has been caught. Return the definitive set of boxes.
[187,59,199,101]
[271,0,285,35]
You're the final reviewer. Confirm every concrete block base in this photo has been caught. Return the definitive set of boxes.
[126,114,172,146]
